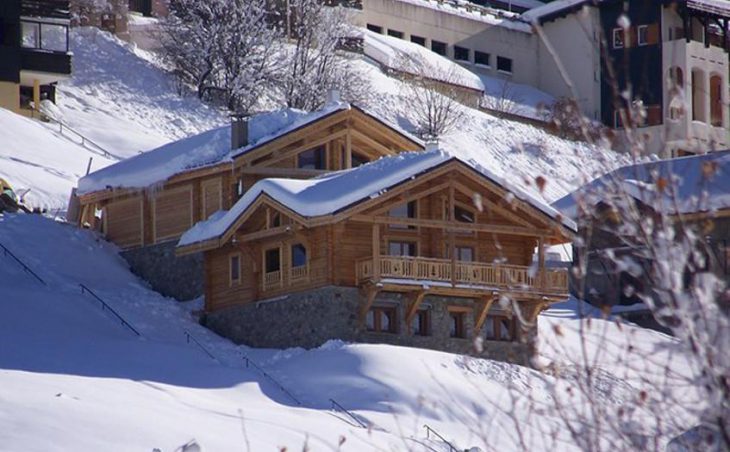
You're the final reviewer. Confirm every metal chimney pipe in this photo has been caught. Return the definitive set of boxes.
[231,114,249,151]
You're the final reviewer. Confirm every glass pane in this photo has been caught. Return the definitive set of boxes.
[500,319,512,340]
[230,256,240,281]
[21,22,39,48]
[405,242,416,257]
[298,146,325,169]
[485,317,495,339]
[389,242,401,256]
[455,206,474,223]
[381,310,390,332]
[41,24,67,52]
[265,248,280,273]
[291,244,306,268]
[458,247,473,262]
[366,310,375,331]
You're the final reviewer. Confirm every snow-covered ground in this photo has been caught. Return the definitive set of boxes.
[0,213,701,451]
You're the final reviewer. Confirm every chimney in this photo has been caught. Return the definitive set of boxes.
[424,139,439,152]
[326,89,341,105]
[231,114,249,150]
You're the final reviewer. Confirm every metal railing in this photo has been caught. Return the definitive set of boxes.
[330,398,368,428]
[424,424,459,452]
[30,107,122,161]
[0,242,46,285]
[241,353,302,406]
[79,283,141,336]
[183,329,218,361]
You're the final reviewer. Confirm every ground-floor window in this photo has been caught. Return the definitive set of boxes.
[265,247,281,273]
[411,309,430,336]
[229,254,241,286]
[449,310,467,338]
[484,315,516,341]
[366,306,398,333]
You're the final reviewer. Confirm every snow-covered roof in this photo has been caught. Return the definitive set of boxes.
[362,29,485,92]
[178,150,576,248]
[77,106,341,195]
[390,0,533,33]
[520,0,592,23]
[552,151,730,219]
[688,0,730,16]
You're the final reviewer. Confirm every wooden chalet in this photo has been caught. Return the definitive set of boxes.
[74,102,423,250]
[177,151,575,362]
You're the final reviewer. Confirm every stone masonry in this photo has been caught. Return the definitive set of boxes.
[203,286,534,366]
[121,240,203,301]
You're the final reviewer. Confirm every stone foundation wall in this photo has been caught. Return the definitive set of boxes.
[204,286,533,366]
[121,240,203,301]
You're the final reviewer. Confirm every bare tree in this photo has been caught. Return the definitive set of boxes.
[482,79,525,119]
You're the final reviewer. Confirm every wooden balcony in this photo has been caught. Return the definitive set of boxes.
[356,256,569,296]
[262,265,310,292]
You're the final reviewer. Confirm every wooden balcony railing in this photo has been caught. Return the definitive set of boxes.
[356,256,569,294]
[290,265,309,284]
[263,270,282,291]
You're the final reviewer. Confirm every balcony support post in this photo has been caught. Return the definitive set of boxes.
[372,223,380,282]
[449,182,456,286]
[474,296,496,332]
[404,290,428,326]
[358,285,380,328]
[538,236,546,290]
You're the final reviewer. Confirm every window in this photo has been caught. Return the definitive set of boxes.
[412,309,430,336]
[637,25,648,46]
[454,46,470,62]
[411,35,426,46]
[431,40,447,56]
[366,306,398,333]
[496,56,513,74]
[268,210,281,228]
[449,311,466,338]
[230,254,241,285]
[351,152,368,167]
[21,20,69,52]
[291,243,307,268]
[484,315,516,341]
[389,201,417,229]
[474,51,490,67]
[387,29,404,39]
[613,28,625,49]
[366,23,383,34]
[446,246,474,262]
[389,241,417,257]
[265,248,281,273]
[298,146,326,170]
[454,205,475,223]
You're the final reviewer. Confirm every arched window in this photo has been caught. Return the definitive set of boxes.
[710,74,723,127]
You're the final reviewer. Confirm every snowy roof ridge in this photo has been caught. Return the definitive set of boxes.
[390,0,533,32]
[551,150,730,219]
[520,0,593,23]
[178,150,575,249]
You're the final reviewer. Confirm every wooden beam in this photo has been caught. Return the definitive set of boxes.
[236,224,297,243]
[404,290,428,325]
[474,296,496,332]
[449,181,456,286]
[538,236,546,290]
[351,214,550,237]
[350,129,396,157]
[345,131,352,169]
[238,167,330,178]
[368,181,451,216]
[358,285,380,327]
[372,224,380,281]
[453,181,534,228]
[261,128,348,168]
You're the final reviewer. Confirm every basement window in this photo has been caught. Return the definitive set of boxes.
[449,311,467,338]
[366,306,398,333]
[484,315,516,341]
[411,309,431,336]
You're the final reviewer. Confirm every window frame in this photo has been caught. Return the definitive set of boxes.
[290,243,307,269]
[484,315,516,342]
[366,306,398,333]
[449,310,467,339]
[410,35,426,46]
[388,200,417,230]
[366,23,383,34]
[264,246,282,274]
[297,146,326,170]
[454,45,470,62]
[388,240,418,257]
[637,25,648,46]
[474,50,491,68]
[387,29,404,39]
[496,56,513,74]
[411,309,431,336]
[229,253,241,286]
[613,28,625,49]
[431,40,447,56]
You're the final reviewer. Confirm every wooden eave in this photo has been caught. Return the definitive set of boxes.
[178,159,575,255]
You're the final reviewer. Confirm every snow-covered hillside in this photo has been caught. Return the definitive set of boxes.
[0,213,700,451]
[49,27,227,157]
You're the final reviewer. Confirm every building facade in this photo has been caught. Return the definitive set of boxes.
[360,0,730,157]
[0,0,72,116]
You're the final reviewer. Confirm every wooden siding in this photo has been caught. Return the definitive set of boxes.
[153,185,192,243]
[201,177,223,220]
[104,196,143,249]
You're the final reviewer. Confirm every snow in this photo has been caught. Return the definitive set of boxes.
[77,105,346,195]
[479,73,555,120]
[49,27,227,158]
[551,150,730,218]
[0,107,117,211]
[0,213,702,451]
[520,0,590,23]
[392,0,533,32]
[362,29,485,92]
[178,150,576,248]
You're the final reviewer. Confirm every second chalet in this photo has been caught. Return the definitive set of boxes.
[176,150,575,365]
